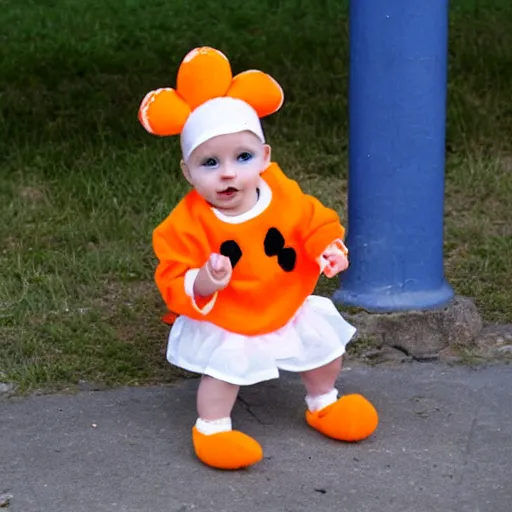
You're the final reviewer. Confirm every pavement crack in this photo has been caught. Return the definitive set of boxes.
[391,345,410,356]
[236,396,268,425]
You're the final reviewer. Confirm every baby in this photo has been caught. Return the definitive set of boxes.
[139,47,379,470]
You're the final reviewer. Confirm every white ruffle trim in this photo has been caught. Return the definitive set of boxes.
[166,295,356,386]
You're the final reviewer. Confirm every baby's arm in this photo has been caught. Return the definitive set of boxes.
[300,193,348,276]
[153,217,230,316]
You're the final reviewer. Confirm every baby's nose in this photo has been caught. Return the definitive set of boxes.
[220,164,236,177]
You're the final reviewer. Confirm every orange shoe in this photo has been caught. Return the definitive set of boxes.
[306,394,378,442]
[192,427,264,470]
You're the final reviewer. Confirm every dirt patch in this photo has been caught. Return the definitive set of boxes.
[498,154,512,173]
[19,186,47,203]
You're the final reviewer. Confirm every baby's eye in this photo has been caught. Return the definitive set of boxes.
[237,152,253,162]
[202,157,219,168]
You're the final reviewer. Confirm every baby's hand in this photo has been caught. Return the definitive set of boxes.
[206,253,232,288]
[321,241,349,278]
[193,253,232,299]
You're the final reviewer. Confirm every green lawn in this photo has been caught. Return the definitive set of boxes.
[1,0,511,392]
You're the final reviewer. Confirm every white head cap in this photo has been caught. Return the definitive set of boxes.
[180,96,265,162]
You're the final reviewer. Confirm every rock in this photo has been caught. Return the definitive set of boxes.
[358,345,412,364]
[442,297,484,347]
[0,383,15,395]
[477,324,512,347]
[76,380,108,392]
[343,295,483,360]
[0,493,13,508]
[468,324,512,359]
[438,346,464,364]
[437,324,512,363]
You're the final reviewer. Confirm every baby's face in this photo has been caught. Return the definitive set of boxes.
[182,131,270,216]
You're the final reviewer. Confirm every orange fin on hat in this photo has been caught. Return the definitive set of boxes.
[138,47,284,136]
[227,70,284,118]
[177,47,233,110]
[138,88,191,136]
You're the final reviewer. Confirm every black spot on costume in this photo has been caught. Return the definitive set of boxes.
[263,227,297,272]
[220,240,242,268]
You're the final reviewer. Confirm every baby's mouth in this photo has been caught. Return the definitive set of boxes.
[218,186,238,196]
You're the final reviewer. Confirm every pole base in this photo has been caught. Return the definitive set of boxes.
[332,281,455,313]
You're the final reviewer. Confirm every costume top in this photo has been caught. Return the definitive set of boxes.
[153,161,345,336]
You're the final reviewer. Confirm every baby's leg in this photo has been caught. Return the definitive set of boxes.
[196,375,239,433]
[192,375,263,470]
[300,357,379,442]
[301,356,342,411]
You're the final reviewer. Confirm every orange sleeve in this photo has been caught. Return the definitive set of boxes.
[152,202,216,317]
[300,194,346,261]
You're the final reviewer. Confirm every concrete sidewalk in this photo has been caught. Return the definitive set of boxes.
[1,362,512,512]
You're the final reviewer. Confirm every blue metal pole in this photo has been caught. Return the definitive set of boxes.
[333,0,454,312]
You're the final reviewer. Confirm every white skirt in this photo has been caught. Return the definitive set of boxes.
[166,295,356,386]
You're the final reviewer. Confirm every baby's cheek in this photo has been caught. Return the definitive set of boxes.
[198,177,216,196]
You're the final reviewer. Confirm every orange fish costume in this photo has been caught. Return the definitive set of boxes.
[139,47,378,470]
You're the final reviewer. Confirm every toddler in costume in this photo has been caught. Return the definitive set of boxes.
[139,47,379,470]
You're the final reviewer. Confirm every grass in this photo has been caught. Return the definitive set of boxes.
[1,0,511,392]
